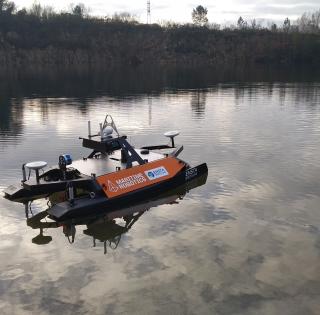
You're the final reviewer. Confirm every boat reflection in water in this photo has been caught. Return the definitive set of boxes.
[26,174,207,254]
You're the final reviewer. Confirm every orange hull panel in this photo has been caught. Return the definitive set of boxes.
[97,157,185,198]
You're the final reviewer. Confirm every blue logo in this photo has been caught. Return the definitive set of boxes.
[145,166,169,180]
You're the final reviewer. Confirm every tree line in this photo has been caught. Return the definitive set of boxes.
[191,5,320,33]
[0,1,319,70]
[1,1,319,32]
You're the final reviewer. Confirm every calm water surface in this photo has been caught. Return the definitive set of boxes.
[1,77,320,314]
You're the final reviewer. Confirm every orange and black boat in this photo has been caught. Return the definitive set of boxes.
[4,115,208,220]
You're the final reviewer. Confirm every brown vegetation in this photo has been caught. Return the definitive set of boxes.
[0,1,319,71]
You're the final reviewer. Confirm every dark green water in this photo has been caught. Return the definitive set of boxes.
[1,68,320,314]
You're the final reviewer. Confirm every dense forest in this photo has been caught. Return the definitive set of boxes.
[0,1,320,72]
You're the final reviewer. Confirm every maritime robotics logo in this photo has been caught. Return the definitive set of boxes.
[145,166,169,180]
[108,180,119,192]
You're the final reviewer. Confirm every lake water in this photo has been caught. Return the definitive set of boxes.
[1,69,320,314]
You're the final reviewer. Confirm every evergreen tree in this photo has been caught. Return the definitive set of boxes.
[192,5,208,26]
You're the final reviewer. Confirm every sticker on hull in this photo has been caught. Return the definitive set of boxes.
[97,157,185,198]
[145,166,168,180]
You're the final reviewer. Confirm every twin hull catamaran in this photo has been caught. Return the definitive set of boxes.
[4,115,208,220]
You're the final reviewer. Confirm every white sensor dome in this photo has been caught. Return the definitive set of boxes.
[164,130,180,138]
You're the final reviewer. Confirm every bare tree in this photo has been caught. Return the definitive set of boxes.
[70,3,90,18]
[41,6,55,19]
[111,12,138,23]
[297,10,320,33]
[283,17,291,32]
[271,23,277,32]
[237,16,247,29]
[250,19,261,30]
[29,2,42,17]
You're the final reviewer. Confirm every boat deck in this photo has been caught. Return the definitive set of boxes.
[71,149,166,177]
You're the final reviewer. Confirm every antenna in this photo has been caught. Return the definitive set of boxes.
[147,0,151,24]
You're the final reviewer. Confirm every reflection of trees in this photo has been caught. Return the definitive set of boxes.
[266,82,274,97]
[292,83,320,108]
[278,83,287,106]
[234,85,245,101]
[232,82,320,110]
[38,98,49,121]
[2,64,320,101]
[191,89,207,118]
[1,66,320,141]
[0,96,24,137]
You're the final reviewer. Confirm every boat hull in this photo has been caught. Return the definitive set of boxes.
[48,163,208,221]
[3,177,95,203]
